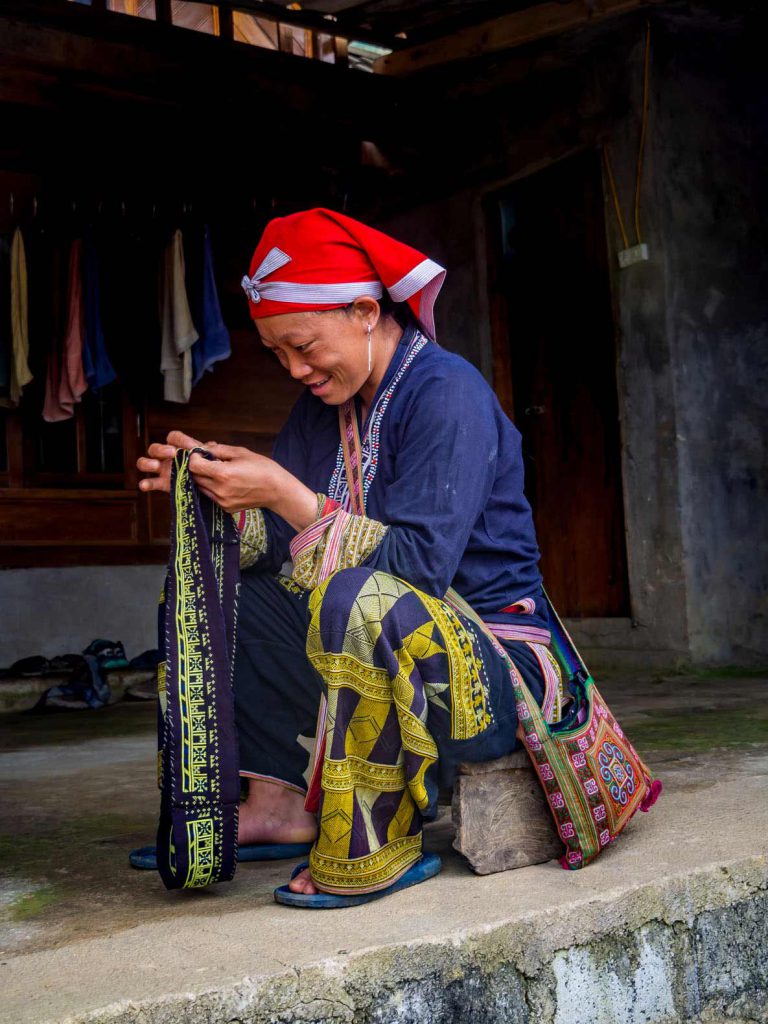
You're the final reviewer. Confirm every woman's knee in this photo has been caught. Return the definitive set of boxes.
[308,566,407,655]
[311,566,409,616]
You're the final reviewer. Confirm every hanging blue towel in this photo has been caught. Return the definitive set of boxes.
[82,235,116,392]
[191,227,231,386]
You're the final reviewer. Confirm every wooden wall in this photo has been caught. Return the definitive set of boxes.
[0,0,393,567]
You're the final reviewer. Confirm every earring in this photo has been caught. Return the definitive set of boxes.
[367,323,373,372]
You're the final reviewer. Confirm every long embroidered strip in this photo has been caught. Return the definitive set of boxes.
[156,448,241,889]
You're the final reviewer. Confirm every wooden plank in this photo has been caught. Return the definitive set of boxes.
[458,750,529,775]
[452,756,562,874]
[0,493,138,545]
[376,0,662,75]
[0,544,168,569]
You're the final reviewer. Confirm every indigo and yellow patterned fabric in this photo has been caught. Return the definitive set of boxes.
[304,566,537,894]
[156,449,241,890]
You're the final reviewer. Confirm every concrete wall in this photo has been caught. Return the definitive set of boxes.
[0,565,164,667]
[652,17,768,663]
[381,7,767,666]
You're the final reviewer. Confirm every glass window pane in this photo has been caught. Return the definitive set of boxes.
[233,13,278,49]
[316,33,337,64]
[171,1,217,34]
[107,0,157,18]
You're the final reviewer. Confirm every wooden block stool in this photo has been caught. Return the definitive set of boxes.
[451,751,561,874]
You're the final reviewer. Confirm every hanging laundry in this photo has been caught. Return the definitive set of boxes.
[82,235,116,392]
[189,227,231,386]
[0,237,10,402]
[159,229,198,404]
[44,240,88,422]
[6,228,32,406]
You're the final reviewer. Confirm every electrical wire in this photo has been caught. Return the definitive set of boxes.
[634,20,652,245]
[603,146,630,250]
[603,20,652,251]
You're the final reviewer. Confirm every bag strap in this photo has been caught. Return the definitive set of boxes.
[541,589,593,686]
[338,399,366,515]
[156,448,241,889]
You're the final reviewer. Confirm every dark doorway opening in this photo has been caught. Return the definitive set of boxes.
[486,149,630,618]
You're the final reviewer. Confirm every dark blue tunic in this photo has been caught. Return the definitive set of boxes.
[259,323,547,632]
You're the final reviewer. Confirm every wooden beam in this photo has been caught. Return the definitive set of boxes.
[375,0,664,76]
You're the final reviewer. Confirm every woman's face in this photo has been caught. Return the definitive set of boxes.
[256,301,376,405]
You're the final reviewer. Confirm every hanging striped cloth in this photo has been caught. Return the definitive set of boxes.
[155,448,240,889]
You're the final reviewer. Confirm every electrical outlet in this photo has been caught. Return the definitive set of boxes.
[618,243,649,268]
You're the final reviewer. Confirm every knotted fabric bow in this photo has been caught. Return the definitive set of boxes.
[240,246,292,304]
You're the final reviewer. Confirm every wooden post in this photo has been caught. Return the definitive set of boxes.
[451,751,562,874]
[334,36,348,69]
[218,5,234,41]
[278,22,295,54]
[155,0,172,25]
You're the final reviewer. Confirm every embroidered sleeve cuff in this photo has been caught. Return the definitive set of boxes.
[235,508,269,569]
[289,494,388,590]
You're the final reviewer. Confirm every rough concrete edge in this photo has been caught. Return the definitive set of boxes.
[47,853,767,1024]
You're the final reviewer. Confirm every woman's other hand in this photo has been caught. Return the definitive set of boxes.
[136,431,204,494]
[189,442,317,531]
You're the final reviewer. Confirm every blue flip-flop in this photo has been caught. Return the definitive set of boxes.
[273,852,442,908]
[129,841,313,870]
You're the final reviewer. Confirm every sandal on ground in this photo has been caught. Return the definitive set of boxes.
[273,852,442,909]
[129,841,313,870]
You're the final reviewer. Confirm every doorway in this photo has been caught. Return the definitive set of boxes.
[486,150,629,618]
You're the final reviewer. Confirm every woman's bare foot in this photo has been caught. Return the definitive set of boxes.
[287,866,318,895]
[238,778,318,845]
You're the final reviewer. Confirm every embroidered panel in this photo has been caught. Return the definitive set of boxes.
[413,592,493,742]
[236,508,268,569]
[291,504,388,590]
[327,332,428,509]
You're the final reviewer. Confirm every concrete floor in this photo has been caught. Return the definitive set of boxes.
[0,671,766,1023]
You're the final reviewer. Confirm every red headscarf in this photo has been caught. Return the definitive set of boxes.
[241,208,445,340]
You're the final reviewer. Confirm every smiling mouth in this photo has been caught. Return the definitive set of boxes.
[307,377,330,390]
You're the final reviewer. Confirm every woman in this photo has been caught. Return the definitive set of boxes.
[138,208,558,907]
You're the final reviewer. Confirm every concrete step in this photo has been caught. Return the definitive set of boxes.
[1,676,766,1024]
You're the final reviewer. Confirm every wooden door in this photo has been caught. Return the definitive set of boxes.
[487,150,629,617]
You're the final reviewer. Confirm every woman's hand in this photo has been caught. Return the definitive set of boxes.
[137,431,317,532]
[188,442,318,532]
[187,443,280,513]
[136,430,204,494]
